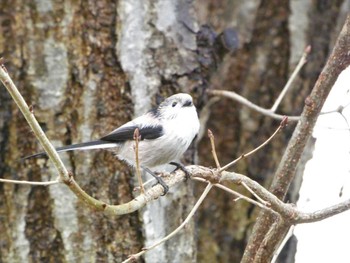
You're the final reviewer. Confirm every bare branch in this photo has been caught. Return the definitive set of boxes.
[295,199,350,223]
[210,89,300,121]
[208,129,221,168]
[220,117,287,172]
[270,45,310,112]
[193,177,275,213]
[191,167,350,224]
[133,128,145,194]
[242,15,350,263]
[320,102,350,115]
[123,182,214,263]
[255,218,290,262]
[0,178,59,185]
[0,63,70,182]
[241,181,270,207]
[271,226,295,263]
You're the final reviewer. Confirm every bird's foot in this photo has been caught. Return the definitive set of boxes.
[169,162,191,181]
[144,168,169,195]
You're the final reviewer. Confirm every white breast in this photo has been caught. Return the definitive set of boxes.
[116,106,200,169]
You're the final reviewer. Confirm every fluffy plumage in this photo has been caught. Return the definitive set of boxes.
[24,93,200,170]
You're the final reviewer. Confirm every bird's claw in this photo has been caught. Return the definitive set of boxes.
[170,162,191,181]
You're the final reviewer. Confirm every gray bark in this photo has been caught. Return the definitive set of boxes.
[0,0,200,262]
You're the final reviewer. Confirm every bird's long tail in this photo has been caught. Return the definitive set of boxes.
[22,140,118,160]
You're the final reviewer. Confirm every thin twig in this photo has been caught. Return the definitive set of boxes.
[220,116,288,172]
[133,178,155,192]
[270,46,310,112]
[241,181,269,206]
[133,128,145,194]
[192,177,274,213]
[210,90,300,121]
[208,129,221,168]
[0,178,59,185]
[271,225,295,263]
[320,102,350,115]
[123,182,213,263]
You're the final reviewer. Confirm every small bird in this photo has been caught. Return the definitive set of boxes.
[25,93,200,192]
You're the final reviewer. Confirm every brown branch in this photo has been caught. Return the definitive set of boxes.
[255,219,290,262]
[133,128,145,194]
[208,129,221,168]
[123,182,214,263]
[220,116,287,172]
[197,167,350,225]
[0,62,69,181]
[193,177,275,212]
[209,45,310,121]
[294,199,350,223]
[242,15,350,263]
[270,45,310,112]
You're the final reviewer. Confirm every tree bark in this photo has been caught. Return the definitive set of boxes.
[0,0,199,262]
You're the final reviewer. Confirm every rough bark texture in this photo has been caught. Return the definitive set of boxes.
[0,0,349,262]
[0,1,199,262]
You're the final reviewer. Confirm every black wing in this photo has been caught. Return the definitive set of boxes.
[22,125,164,160]
[100,125,164,142]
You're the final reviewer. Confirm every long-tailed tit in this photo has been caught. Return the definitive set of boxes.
[25,93,200,190]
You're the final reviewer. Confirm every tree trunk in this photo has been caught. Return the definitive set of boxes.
[0,1,199,262]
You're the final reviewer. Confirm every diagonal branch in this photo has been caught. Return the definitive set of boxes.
[210,89,300,121]
[242,15,350,263]
[133,128,145,194]
[220,116,287,172]
[123,182,214,263]
[0,62,69,181]
[270,45,310,112]
[209,46,310,121]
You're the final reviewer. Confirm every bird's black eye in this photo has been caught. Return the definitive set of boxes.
[172,102,177,107]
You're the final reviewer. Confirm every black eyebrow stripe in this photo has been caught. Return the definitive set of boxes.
[183,100,192,107]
